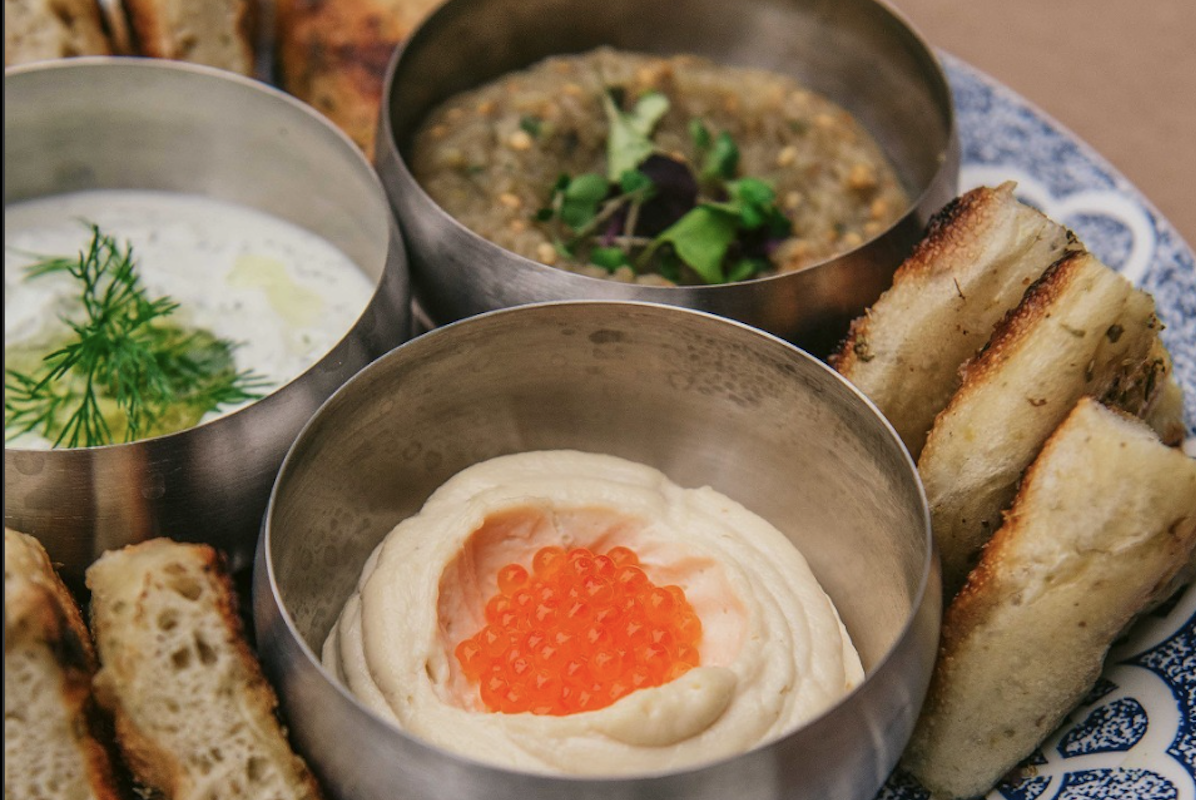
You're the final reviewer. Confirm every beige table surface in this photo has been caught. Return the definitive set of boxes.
[890,0,1196,251]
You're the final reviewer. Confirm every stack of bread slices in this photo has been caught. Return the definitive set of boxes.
[4,0,446,159]
[4,0,256,75]
[832,181,1196,798]
[3,528,325,800]
[273,0,444,158]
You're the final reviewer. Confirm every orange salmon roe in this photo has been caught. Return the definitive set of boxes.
[454,545,702,715]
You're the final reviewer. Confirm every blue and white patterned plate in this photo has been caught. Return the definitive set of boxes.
[879,53,1196,800]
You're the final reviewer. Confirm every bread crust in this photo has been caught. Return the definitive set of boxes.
[831,182,1078,459]
[4,528,124,800]
[122,0,254,74]
[275,0,444,157]
[1125,336,1186,446]
[918,250,1162,597]
[4,0,112,65]
[87,539,325,800]
[904,399,1196,799]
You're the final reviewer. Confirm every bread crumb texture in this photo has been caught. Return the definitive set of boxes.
[919,250,1166,597]
[904,399,1196,798]
[4,527,123,800]
[4,0,112,66]
[87,539,325,800]
[831,181,1078,459]
[122,0,253,75]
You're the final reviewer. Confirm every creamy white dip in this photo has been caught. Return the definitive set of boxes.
[4,190,375,448]
[324,450,863,776]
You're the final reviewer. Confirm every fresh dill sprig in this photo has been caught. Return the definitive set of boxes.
[4,224,271,448]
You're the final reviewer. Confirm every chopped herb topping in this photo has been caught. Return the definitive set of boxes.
[4,225,270,448]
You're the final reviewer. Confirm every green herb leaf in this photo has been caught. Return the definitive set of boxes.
[618,168,654,197]
[644,205,739,284]
[519,115,543,138]
[603,89,670,181]
[657,251,682,283]
[533,97,790,286]
[552,238,575,260]
[589,246,630,271]
[727,178,777,229]
[559,173,610,230]
[729,178,775,207]
[688,118,711,151]
[727,257,770,283]
[701,131,739,182]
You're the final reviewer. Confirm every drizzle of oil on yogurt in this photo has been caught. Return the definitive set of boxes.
[4,189,376,448]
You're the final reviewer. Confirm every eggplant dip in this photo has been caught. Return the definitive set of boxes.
[411,47,909,286]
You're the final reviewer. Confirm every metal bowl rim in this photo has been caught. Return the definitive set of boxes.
[3,55,402,455]
[260,298,935,781]
[376,0,959,292]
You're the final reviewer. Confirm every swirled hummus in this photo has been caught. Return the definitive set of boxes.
[323,450,863,775]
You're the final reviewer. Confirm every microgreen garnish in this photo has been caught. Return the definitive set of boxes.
[640,205,739,284]
[535,86,792,285]
[589,246,630,272]
[702,133,740,184]
[4,224,270,448]
[557,173,610,231]
[519,115,543,138]
[602,89,670,181]
[689,119,739,184]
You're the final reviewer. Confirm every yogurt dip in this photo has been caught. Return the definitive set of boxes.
[4,190,375,448]
[323,450,863,776]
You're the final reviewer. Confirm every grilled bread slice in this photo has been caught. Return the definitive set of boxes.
[122,0,254,74]
[4,528,124,800]
[275,0,444,157]
[1126,336,1187,447]
[4,0,112,65]
[87,539,324,800]
[830,182,1078,459]
[904,399,1196,799]
[918,250,1164,598]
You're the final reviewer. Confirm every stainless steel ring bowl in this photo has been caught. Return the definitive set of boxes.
[256,301,939,800]
[376,0,958,354]
[3,58,412,584]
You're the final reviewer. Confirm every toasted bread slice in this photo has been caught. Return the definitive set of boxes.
[4,528,124,800]
[4,0,112,65]
[122,0,254,75]
[94,0,133,53]
[275,0,444,157]
[904,399,1196,799]
[87,539,324,800]
[919,250,1163,597]
[1128,336,1187,447]
[830,182,1078,459]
